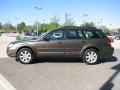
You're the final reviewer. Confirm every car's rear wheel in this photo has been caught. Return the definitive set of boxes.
[83,49,99,65]
[17,48,34,64]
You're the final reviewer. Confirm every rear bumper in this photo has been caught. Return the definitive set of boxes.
[101,46,114,56]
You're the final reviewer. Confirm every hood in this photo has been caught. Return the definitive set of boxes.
[10,40,38,44]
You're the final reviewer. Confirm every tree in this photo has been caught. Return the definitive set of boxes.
[17,22,26,30]
[48,15,60,30]
[64,18,75,26]
[64,13,75,26]
[3,23,13,33]
[26,25,34,32]
[81,22,96,29]
[33,21,41,31]
[0,23,2,29]
[117,28,120,33]
[32,22,48,32]
[39,23,48,32]
[48,22,60,30]
[50,15,60,23]
[100,25,110,33]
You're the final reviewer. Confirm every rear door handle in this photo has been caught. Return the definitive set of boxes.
[81,41,86,43]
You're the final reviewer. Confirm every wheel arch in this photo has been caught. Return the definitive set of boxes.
[80,46,101,58]
[16,46,36,57]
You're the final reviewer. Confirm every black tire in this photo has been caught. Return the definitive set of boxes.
[17,48,34,64]
[82,49,99,65]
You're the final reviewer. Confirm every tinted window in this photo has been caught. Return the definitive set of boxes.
[83,30,105,39]
[95,31,105,38]
[77,30,85,38]
[66,30,78,39]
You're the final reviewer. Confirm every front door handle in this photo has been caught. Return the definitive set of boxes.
[57,41,63,44]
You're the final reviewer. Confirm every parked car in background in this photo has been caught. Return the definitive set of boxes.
[105,33,120,40]
[19,30,41,40]
[105,33,115,39]
[7,26,114,65]
[114,33,120,40]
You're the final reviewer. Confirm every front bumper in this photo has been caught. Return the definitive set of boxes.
[6,47,17,57]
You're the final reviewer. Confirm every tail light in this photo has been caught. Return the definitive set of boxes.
[104,37,112,46]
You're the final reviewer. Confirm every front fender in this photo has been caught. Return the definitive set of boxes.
[16,44,37,55]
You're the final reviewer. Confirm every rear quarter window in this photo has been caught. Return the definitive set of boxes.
[77,30,85,39]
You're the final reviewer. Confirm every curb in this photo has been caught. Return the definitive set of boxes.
[0,74,16,90]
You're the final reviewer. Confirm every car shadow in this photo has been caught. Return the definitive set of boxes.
[33,57,83,64]
[100,55,118,63]
[33,55,118,64]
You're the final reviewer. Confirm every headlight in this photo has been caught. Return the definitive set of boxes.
[8,44,14,48]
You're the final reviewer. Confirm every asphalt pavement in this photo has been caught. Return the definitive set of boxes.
[0,49,120,90]
[0,34,120,90]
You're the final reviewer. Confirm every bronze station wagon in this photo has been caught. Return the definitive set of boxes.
[7,26,114,65]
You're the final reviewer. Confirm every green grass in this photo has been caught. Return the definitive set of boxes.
[16,36,22,40]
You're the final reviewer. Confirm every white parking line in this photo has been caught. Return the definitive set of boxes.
[0,74,16,90]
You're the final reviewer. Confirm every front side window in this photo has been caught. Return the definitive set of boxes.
[46,29,64,40]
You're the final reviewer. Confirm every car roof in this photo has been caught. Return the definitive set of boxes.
[56,26,101,31]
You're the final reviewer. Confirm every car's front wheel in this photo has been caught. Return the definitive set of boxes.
[17,48,34,64]
[83,49,99,65]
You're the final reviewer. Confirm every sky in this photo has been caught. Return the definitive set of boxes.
[0,0,120,28]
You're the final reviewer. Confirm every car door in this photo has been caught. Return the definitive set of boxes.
[64,29,86,56]
[36,29,65,56]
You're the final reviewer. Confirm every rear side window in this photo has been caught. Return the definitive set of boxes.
[83,31,94,38]
[66,29,78,39]
[83,30,105,39]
